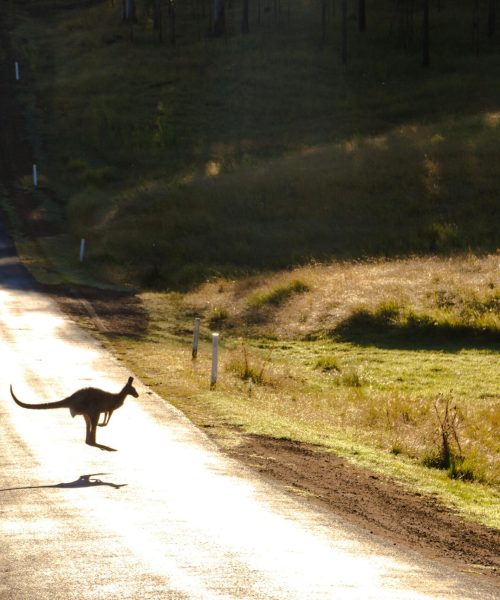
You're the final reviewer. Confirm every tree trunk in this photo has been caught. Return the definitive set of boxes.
[488,0,496,37]
[422,0,430,67]
[321,0,327,45]
[341,0,347,64]
[473,0,479,54]
[170,0,176,44]
[242,0,249,33]
[213,0,226,35]
[123,0,137,22]
[358,0,366,32]
[154,0,163,42]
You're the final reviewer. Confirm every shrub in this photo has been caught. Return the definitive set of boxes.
[448,456,477,482]
[372,300,402,323]
[208,307,229,329]
[226,346,270,385]
[339,367,363,387]
[420,396,481,483]
[390,442,404,456]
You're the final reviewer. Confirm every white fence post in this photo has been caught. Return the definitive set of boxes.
[79,238,86,263]
[15,62,20,81]
[32,164,38,187]
[192,317,200,359]
[210,333,219,388]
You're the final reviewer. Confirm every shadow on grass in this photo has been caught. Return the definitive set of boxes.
[332,309,500,351]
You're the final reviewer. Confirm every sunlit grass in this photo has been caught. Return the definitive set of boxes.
[184,254,500,340]
[106,319,500,528]
[95,254,500,527]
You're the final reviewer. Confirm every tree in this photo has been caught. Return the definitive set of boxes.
[169,0,176,44]
[123,0,137,22]
[321,0,327,45]
[488,0,496,38]
[153,0,163,42]
[213,0,226,35]
[422,0,430,67]
[358,0,366,32]
[242,0,249,33]
[341,0,347,64]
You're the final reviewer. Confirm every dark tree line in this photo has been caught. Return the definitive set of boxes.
[121,0,498,67]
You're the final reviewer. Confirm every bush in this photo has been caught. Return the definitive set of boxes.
[226,346,270,385]
[208,307,229,329]
[339,367,363,387]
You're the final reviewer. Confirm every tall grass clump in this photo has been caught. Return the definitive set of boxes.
[420,396,486,483]
[226,345,272,385]
[314,355,341,373]
[248,279,310,310]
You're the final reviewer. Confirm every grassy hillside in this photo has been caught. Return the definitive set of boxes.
[5,0,500,287]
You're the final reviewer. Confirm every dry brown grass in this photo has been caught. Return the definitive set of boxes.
[183,253,500,339]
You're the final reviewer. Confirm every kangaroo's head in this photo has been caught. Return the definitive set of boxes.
[125,376,139,398]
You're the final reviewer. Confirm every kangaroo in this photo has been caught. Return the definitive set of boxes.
[10,377,139,450]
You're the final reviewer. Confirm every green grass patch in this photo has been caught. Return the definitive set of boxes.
[101,291,500,527]
[336,293,500,345]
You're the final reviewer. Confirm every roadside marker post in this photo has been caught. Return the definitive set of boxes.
[32,164,38,187]
[15,62,20,81]
[210,333,219,388]
[79,238,86,263]
[192,317,200,359]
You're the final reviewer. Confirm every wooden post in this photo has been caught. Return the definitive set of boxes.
[210,333,219,388]
[79,239,86,263]
[192,317,200,359]
[32,164,38,187]
[15,62,20,81]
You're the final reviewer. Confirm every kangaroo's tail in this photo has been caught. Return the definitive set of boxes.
[10,385,72,410]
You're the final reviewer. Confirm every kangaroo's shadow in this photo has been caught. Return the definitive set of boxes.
[88,442,117,452]
[0,473,127,492]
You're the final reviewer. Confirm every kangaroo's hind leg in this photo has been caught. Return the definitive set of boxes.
[84,414,93,445]
[85,412,116,451]
[84,413,99,446]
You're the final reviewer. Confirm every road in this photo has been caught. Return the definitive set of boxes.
[0,221,498,600]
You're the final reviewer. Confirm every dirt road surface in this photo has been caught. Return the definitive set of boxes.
[0,222,499,600]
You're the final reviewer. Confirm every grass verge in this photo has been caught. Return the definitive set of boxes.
[94,254,499,529]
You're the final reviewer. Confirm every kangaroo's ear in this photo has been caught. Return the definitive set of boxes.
[128,376,134,384]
